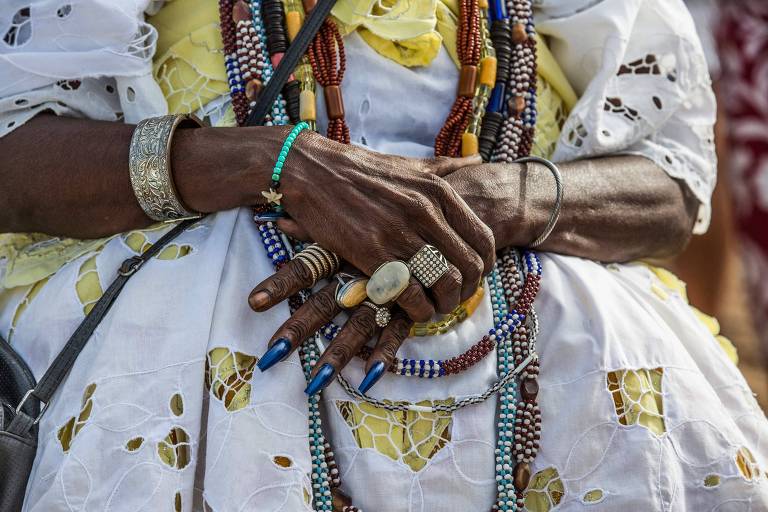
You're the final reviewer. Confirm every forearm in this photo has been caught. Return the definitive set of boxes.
[448,155,700,262]
[0,115,287,238]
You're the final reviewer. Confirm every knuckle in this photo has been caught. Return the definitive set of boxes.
[306,288,340,319]
[346,309,378,339]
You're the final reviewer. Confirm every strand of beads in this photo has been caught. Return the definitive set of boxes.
[480,0,511,160]
[298,341,334,511]
[307,18,351,143]
[284,0,318,130]
[249,0,290,125]
[262,0,302,123]
[435,0,482,156]
[492,0,536,162]
[462,0,497,157]
[500,249,542,509]
[218,0,250,125]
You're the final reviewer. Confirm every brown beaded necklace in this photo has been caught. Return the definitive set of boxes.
[435,0,482,156]
[307,0,483,154]
[307,19,351,143]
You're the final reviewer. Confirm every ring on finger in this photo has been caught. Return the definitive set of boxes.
[335,274,369,309]
[407,244,450,288]
[295,252,320,284]
[295,243,340,285]
[366,260,411,305]
[360,301,392,328]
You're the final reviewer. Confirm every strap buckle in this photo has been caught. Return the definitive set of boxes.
[15,389,48,425]
[118,256,144,277]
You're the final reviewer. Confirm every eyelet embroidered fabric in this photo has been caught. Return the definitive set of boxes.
[0,1,764,512]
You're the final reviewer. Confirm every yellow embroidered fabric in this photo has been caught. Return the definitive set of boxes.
[335,399,454,472]
[148,0,230,115]
[332,0,460,67]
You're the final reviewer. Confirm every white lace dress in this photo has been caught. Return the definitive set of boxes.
[2,1,766,511]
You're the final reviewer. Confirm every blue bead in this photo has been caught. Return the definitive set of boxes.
[488,84,506,113]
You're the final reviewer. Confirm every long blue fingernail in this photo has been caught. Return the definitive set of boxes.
[358,361,385,394]
[257,338,292,372]
[304,363,335,395]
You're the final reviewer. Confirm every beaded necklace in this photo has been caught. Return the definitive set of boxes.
[218,0,542,509]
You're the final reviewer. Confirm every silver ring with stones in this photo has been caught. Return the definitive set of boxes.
[365,260,411,305]
[407,245,449,288]
[335,274,369,309]
[360,301,392,328]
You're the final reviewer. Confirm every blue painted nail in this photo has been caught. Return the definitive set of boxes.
[257,338,292,372]
[304,363,335,395]
[358,361,385,394]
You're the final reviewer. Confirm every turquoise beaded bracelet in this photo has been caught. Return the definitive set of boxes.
[261,121,310,210]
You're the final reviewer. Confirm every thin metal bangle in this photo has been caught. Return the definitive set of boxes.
[515,156,564,248]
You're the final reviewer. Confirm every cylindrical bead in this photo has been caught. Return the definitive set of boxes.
[232,0,251,22]
[300,89,317,121]
[461,132,479,157]
[512,23,528,44]
[324,85,345,120]
[245,79,263,101]
[479,56,497,87]
[286,11,301,41]
[302,0,317,12]
[478,0,489,8]
[458,65,478,97]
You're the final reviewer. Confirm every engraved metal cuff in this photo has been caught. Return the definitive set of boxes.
[129,114,203,222]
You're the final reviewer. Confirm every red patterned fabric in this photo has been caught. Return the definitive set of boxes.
[717,1,768,340]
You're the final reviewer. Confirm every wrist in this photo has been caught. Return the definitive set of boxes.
[171,125,290,213]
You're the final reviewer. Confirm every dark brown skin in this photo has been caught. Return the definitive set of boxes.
[0,115,699,389]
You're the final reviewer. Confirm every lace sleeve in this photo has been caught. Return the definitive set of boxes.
[536,0,717,234]
[0,0,168,138]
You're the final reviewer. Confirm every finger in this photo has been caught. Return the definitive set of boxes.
[414,219,481,305]
[426,155,483,177]
[395,278,436,323]
[249,257,314,312]
[257,281,340,371]
[429,264,462,314]
[276,218,311,241]
[305,305,380,395]
[359,309,413,393]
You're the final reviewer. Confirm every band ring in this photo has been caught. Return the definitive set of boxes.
[360,301,392,328]
[407,245,450,288]
[294,243,341,286]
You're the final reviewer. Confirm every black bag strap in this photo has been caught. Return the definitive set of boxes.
[8,218,197,435]
[246,0,337,126]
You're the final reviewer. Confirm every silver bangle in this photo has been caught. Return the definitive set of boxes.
[129,114,203,222]
[515,156,563,247]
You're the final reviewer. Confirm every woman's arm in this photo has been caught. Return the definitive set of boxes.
[0,115,284,238]
[443,155,700,262]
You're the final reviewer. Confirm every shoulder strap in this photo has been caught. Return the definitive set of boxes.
[8,218,197,435]
[246,0,337,127]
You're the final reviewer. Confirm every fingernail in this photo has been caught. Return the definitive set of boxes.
[358,361,385,394]
[304,363,335,395]
[257,338,292,372]
[250,291,270,311]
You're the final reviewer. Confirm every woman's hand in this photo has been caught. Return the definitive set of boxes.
[252,260,413,395]
[250,132,495,320]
